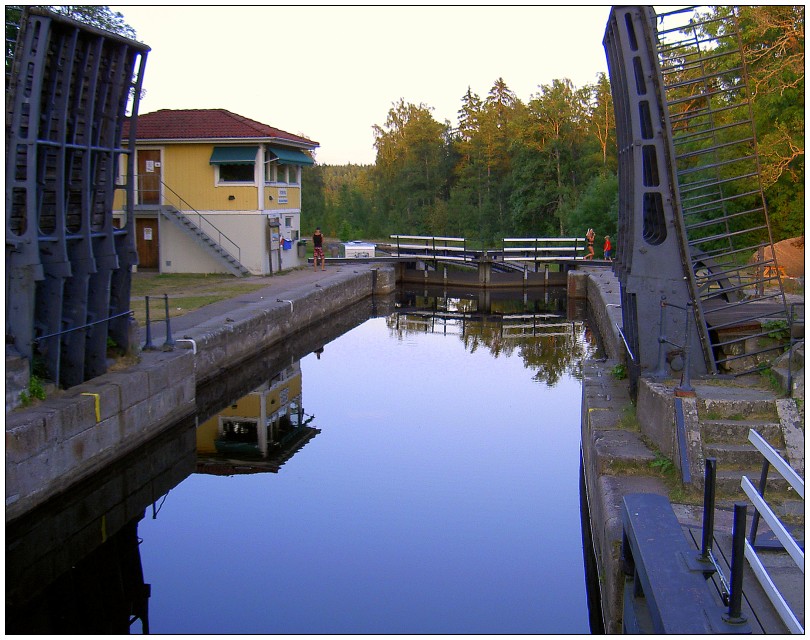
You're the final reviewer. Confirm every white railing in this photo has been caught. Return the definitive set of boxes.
[501,237,588,262]
[389,235,469,261]
[741,429,804,633]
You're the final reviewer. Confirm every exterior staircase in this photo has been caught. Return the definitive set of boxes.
[697,391,785,494]
[159,205,251,277]
[690,383,804,513]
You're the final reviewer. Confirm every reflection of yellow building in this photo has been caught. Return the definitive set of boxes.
[196,362,320,475]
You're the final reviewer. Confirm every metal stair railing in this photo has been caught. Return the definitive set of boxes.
[741,429,804,633]
[652,6,791,375]
[156,180,250,277]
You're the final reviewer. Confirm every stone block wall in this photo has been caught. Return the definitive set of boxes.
[5,349,195,521]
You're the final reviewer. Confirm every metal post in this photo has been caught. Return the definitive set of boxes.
[163,294,175,348]
[701,457,717,560]
[652,297,669,379]
[675,301,695,397]
[725,503,748,622]
[143,295,154,350]
[748,458,770,545]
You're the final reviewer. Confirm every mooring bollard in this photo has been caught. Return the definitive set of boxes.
[163,294,175,348]
[143,295,154,350]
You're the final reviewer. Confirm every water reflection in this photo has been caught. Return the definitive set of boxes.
[5,417,198,634]
[393,286,588,386]
[196,361,321,475]
[5,296,385,634]
[7,286,595,634]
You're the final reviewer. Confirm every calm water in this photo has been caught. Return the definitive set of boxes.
[8,288,596,634]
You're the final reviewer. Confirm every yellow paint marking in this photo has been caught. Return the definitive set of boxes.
[81,392,100,421]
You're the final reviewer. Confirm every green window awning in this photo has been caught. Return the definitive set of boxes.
[267,146,314,166]
[210,146,258,165]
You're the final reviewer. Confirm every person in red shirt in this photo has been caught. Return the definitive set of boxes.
[603,235,612,261]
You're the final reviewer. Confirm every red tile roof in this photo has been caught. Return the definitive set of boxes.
[124,108,318,148]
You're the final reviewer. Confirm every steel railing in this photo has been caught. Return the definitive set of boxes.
[654,6,791,375]
[500,237,589,266]
[389,235,469,262]
[135,178,243,267]
[695,459,750,625]
[741,429,804,633]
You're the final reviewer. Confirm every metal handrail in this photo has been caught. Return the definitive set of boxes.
[501,237,588,265]
[389,235,469,263]
[151,178,243,265]
[651,297,696,395]
[741,429,804,633]
[32,310,134,387]
[32,310,133,344]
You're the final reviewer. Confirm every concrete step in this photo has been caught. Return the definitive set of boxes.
[696,393,779,420]
[701,419,783,446]
[705,442,787,468]
[714,468,790,496]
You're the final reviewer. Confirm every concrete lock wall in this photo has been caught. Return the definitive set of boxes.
[5,265,397,522]
[5,349,196,522]
[190,266,395,386]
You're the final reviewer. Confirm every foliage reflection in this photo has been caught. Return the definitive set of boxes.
[387,288,593,386]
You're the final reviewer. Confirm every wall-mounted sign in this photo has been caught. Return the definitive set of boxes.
[144,227,153,240]
[278,188,288,204]
[145,160,155,173]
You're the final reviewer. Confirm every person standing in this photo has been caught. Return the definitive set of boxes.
[603,235,612,261]
[585,228,595,260]
[313,227,325,271]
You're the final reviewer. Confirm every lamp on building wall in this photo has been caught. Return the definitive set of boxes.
[228,195,235,200]
[267,194,273,201]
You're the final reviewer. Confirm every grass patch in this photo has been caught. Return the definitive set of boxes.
[131,272,268,297]
[129,273,269,324]
[19,374,47,406]
[131,294,235,325]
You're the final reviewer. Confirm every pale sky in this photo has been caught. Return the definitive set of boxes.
[113,5,612,165]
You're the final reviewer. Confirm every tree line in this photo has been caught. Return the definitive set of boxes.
[304,5,803,249]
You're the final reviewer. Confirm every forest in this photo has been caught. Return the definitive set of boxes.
[302,6,804,249]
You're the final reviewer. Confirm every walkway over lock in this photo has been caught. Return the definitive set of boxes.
[366,235,611,288]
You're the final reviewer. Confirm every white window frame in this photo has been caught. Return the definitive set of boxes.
[215,162,257,186]
[264,159,302,186]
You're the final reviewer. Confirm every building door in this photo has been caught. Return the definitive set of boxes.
[137,149,162,205]
[136,218,159,268]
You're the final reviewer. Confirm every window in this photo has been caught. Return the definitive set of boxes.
[275,165,287,184]
[265,162,289,184]
[285,216,292,228]
[218,163,254,183]
[210,146,258,185]
[288,165,300,185]
[264,146,312,185]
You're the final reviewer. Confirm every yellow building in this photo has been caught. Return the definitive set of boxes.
[115,109,319,275]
